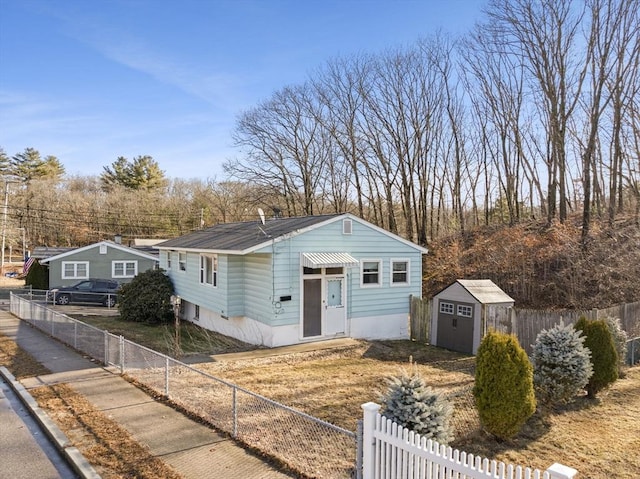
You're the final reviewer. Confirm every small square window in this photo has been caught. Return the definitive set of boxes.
[439,302,454,314]
[457,305,473,317]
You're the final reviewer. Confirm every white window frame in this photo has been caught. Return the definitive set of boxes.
[343,218,352,235]
[360,259,381,288]
[199,254,217,287]
[178,252,187,272]
[390,258,410,286]
[99,244,107,254]
[194,304,200,320]
[457,304,473,318]
[61,261,89,280]
[439,302,454,314]
[112,260,138,278]
[166,251,172,270]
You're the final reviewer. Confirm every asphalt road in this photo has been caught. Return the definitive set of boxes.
[0,375,78,479]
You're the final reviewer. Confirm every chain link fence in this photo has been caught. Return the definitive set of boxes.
[11,293,358,478]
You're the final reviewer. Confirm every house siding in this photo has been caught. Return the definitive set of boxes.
[159,214,425,347]
[261,218,423,328]
[48,245,157,287]
[241,254,274,325]
[164,251,229,317]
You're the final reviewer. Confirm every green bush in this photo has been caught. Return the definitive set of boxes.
[574,317,618,398]
[473,331,536,440]
[118,269,175,324]
[25,260,48,290]
[380,366,454,444]
[532,322,593,407]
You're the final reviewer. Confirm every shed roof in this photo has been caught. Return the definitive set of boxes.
[453,279,514,304]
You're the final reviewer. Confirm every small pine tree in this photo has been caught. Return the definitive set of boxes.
[118,269,175,324]
[532,322,593,407]
[574,317,618,398]
[25,260,48,290]
[473,331,536,440]
[380,365,454,444]
[602,316,628,375]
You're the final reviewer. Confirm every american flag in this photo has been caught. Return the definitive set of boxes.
[23,256,35,275]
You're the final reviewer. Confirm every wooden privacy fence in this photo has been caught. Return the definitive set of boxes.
[361,402,577,479]
[409,295,431,342]
[486,300,640,355]
[411,296,640,356]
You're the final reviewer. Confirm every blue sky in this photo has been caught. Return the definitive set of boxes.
[0,0,484,180]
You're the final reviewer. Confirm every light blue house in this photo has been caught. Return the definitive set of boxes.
[155,214,428,347]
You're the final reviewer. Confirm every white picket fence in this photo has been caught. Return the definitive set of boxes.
[361,403,577,479]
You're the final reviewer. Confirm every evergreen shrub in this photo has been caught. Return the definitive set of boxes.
[531,322,593,406]
[25,260,48,290]
[602,316,628,374]
[118,269,175,324]
[380,366,454,444]
[473,331,536,440]
[574,317,618,398]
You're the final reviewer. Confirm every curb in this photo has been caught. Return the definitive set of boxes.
[0,366,101,479]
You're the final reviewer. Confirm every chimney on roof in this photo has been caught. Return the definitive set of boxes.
[114,234,122,244]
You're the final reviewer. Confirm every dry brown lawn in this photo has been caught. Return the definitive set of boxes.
[200,340,640,479]
[3,326,639,479]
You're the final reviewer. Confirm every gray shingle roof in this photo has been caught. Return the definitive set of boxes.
[156,214,343,253]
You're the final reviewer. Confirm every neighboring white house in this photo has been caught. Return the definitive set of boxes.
[155,213,428,347]
[431,279,515,354]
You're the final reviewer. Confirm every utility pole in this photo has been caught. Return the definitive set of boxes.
[1,181,9,276]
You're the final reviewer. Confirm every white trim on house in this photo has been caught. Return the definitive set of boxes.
[360,259,382,288]
[154,214,429,256]
[40,240,158,263]
[62,261,89,279]
[112,260,138,278]
[390,258,410,287]
[199,254,218,287]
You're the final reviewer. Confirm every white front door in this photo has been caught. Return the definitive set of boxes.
[324,276,345,336]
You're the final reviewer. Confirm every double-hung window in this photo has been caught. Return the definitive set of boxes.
[179,252,187,271]
[166,251,172,270]
[390,259,409,286]
[361,260,381,287]
[62,261,89,279]
[200,254,217,287]
[112,260,137,278]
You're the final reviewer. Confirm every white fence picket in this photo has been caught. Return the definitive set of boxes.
[361,402,577,479]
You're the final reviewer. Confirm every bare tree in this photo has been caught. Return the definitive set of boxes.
[486,0,588,225]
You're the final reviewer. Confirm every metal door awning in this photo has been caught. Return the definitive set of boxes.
[301,252,359,268]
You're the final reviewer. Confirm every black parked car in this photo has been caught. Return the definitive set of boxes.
[48,279,121,307]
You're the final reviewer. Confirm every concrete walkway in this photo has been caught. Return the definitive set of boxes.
[0,311,293,479]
